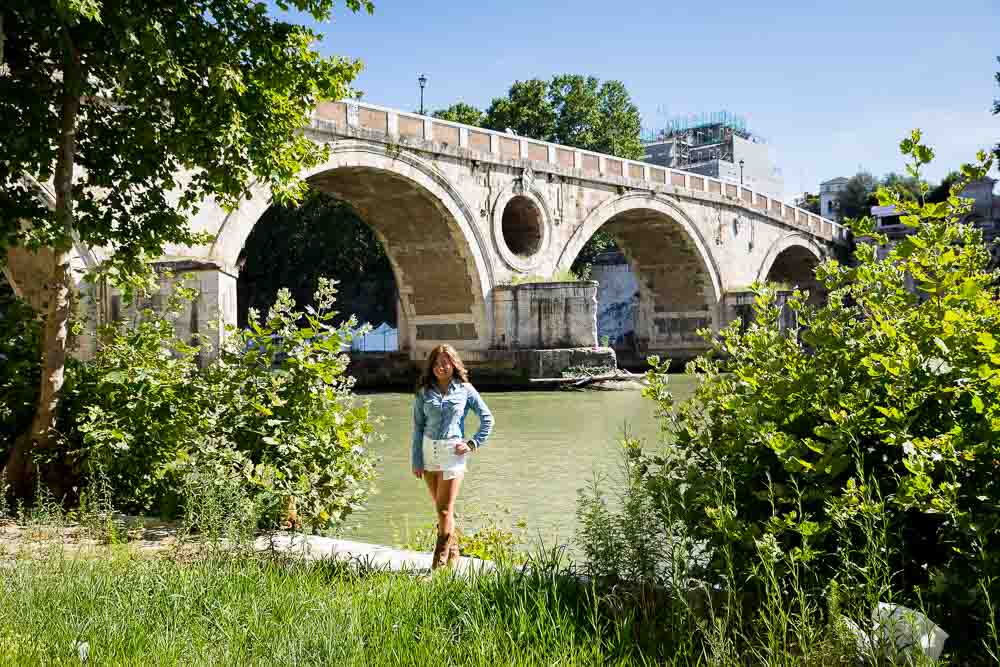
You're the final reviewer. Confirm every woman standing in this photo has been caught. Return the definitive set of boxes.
[411,344,494,569]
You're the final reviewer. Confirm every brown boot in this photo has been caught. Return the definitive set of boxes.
[431,533,450,570]
[447,533,460,568]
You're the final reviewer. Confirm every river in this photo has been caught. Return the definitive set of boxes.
[345,377,699,550]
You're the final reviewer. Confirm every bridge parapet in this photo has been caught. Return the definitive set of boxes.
[311,101,849,246]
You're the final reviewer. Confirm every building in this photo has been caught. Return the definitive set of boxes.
[819,177,849,222]
[642,111,784,199]
[867,177,1000,267]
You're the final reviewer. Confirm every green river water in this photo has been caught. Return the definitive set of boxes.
[346,377,698,549]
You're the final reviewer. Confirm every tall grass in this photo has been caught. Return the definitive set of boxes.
[0,552,646,666]
[574,444,992,665]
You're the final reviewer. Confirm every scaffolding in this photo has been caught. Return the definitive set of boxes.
[641,110,759,169]
[642,110,750,142]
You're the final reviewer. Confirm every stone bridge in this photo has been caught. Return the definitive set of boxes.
[5,101,847,377]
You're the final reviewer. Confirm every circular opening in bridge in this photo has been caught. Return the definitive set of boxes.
[501,196,543,257]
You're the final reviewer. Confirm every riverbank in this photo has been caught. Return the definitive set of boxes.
[0,518,962,666]
[345,346,659,390]
[0,517,643,666]
[0,517,491,573]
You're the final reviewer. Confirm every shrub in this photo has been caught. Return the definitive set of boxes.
[593,134,1000,660]
[0,281,40,463]
[62,280,205,511]
[67,277,377,530]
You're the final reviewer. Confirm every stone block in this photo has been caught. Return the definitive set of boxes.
[515,347,617,379]
[492,281,598,350]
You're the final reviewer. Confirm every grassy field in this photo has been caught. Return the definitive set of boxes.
[0,550,644,666]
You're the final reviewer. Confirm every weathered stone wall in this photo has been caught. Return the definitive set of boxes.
[492,281,598,350]
[346,347,617,388]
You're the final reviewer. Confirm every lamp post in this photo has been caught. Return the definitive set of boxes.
[739,159,745,186]
[418,74,427,115]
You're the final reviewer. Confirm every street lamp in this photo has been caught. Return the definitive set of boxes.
[739,159,745,186]
[418,74,427,115]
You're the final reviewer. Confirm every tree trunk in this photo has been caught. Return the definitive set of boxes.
[5,252,72,497]
[3,28,81,499]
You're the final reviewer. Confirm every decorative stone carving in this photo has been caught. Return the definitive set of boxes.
[514,165,534,196]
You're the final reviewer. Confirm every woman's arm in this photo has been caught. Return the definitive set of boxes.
[411,390,426,474]
[464,384,494,449]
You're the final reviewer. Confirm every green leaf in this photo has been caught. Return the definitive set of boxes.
[972,395,985,414]
[960,280,980,300]
[104,371,127,384]
[794,458,815,471]
[875,405,904,420]
[804,438,825,454]
[934,337,950,356]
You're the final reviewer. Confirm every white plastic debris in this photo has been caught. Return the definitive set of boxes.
[72,639,90,663]
[838,604,947,664]
[872,603,948,662]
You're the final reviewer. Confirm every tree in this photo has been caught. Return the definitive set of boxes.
[0,275,39,463]
[549,74,601,150]
[927,171,962,203]
[0,0,372,496]
[881,171,922,201]
[592,80,644,160]
[432,102,484,127]
[794,192,821,215]
[484,79,556,140]
[632,136,999,658]
[836,172,878,220]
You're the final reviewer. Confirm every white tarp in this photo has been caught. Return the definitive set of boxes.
[350,322,398,352]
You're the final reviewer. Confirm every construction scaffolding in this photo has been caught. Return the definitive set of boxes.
[641,111,760,169]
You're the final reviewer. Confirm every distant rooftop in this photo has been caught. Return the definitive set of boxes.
[641,110,758,145]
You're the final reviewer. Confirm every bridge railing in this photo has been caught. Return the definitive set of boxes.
[311,101,850,245]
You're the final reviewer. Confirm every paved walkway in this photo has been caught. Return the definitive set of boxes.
[0,520,492,574]
[255,532,494,574]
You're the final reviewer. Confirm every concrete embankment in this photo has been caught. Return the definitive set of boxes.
[347,347,619,390]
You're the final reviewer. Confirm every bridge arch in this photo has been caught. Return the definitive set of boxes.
[757,232,828,282]
[557,193,722,300]
[757,233,826,303]
[556,193,723,359]
[211,142,494,354]
[3,177,101,306]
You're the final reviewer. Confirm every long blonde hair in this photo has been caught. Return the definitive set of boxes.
[417,344,470,393]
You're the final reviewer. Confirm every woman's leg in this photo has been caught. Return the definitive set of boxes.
[423,471,440,503]
[434,475,463,538]
[423,472,449,568]
[423,471,442,540]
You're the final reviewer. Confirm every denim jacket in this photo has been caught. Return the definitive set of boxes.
[411,380,494,471]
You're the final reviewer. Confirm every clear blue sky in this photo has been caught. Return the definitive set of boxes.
[276,0,998,201]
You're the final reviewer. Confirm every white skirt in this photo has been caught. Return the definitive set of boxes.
[422,436,467,480]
